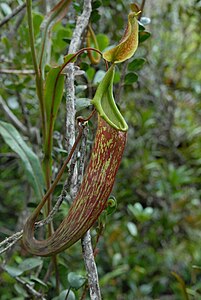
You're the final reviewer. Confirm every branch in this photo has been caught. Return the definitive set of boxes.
[65,0,92,197]
[26,0,40,78]
[139,0,147,19]
[0,69,35,75]
[64,1,102,298]
[81,231,102,300]
[0,2,26,27]
[15,276,46,300]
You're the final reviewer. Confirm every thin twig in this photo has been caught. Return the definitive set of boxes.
[0,2,26,27]
[26,0,39,78]
[65,0,92,198]
[81,231,102,300]
[139,0,147,19]
[15,276,46,300]
[64,1,102,298]
[0,69,35,75]
[8,10,26,40]
[26,0,46,140]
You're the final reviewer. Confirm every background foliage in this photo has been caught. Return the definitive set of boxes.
[0,0,201,299]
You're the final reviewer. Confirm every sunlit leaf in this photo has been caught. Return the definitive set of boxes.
[1,3,12,15]
[140,17,151,25]
[67,272,86,290]
[76,98,92,112]
[93,70,106,84]
[127,221,138,236]
[18,258,43,272]
[4,266,23,277]
[96,34,109,51]
[0,121,45,198]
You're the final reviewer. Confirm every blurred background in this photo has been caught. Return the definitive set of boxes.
[0,0,201,299]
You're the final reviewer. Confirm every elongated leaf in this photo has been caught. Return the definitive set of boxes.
[4,265,23,277]
[44,67,64,128]
[0,121,44,198]
[44,54,76,153]
[76,98,92,112]
[44,54,76,127]
[18,258,42,272]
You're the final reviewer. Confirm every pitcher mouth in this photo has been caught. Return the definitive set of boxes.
[91,65,128,132]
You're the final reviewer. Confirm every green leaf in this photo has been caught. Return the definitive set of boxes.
[139,31,151,43]
[14,283,28,298]
[113,70,121,84]
[75,85,87,95]
[96,34,109,51]
[127,222,138,236]
[33,12,44,37]
[0,121,45,198]
[92,1,102,9]
[1,3,12,15]
[4,266,23,277]
[100,265,129,286]
[52,290,75,300]
[44,54,76,152]
[63,53,77,64]
[44,67,64,128]
[140,17,151,25]
[91,10,101,22]
[128,203,153,223]
[30,275,47,287]
[106,196,117,215]
[52,24,72,52]
[76,98,92,112]
[67,272,86,290]
[18,258,43,272]
[86,67,95,81]
[128,58,146,71]
[124,72,138,85]
[138,21,145,32]
[93,70,106,84]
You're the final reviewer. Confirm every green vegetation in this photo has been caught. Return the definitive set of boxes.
[0,0,201,299]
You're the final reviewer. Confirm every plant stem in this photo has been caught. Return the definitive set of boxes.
[26,0,39,78]
[65,0,92,197]
[81,231,102,300]
[26,0,46,140]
